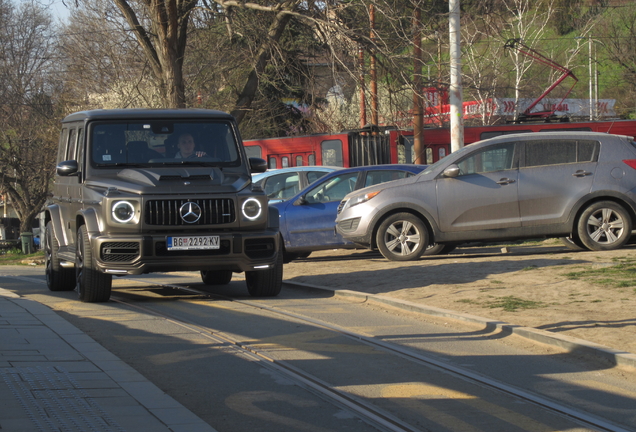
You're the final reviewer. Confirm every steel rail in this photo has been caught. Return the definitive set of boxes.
[127,278,632,432]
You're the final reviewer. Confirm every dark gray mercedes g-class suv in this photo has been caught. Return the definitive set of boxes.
[45,109,282,302]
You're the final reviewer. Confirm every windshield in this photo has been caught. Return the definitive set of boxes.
[90,120,241,167]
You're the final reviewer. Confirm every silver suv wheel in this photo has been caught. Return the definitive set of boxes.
[376,212,428,261]
[577,201,632,251]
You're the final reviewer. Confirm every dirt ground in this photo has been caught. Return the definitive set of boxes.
[282,239,636,356]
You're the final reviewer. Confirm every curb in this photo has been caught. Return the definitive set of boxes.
[283,280,636,370]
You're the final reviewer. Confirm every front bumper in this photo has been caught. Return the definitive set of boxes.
[90,229,280,275]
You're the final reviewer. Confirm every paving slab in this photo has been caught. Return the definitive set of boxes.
[0,288,217,432]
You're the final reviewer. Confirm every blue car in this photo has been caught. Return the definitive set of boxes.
[252,166,338,202]
[272,164,428,262]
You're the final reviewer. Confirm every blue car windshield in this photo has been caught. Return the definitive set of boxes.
[90,120,241,167]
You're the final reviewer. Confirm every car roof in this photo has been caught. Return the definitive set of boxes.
[477,130,632,145]
[318,164,427,175]
[252,166,339,181]
[62,109,234,123]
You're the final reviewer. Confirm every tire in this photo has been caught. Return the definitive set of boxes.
[44,221,75,291]
[559,236,586,251]
[200,270,233,285]
[282,251,311,263]
[376,212,429,261]
[76,225,112,302]
[423,243,456,256]
[245,252,283,297]
[577,201,632,251]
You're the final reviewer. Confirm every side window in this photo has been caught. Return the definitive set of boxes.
[263,173,299,200]
[57,128,69,163]
[458,143,516,175]
[66,129,77,161]
[77,128,84,171]
[525,139,599,167]
[244,146,262,159]
[307,171,330,184]
[305,172,359,204]
[364,170,413,188]
[321,140,344,167]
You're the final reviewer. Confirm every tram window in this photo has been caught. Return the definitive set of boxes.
[268,157,277,169]
[426,148,433,164]
[308,154,316,165]
[281,156,289,168]
[400,136,414,163]
[321,140,344,167]
[438,147,446,159]
[244,145,262,159]
[296,156,303,166]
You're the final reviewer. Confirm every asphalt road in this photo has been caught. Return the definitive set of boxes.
[2,265,636,432]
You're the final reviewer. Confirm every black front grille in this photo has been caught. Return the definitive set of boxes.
[145,199,235,226]
[101,242,140,262]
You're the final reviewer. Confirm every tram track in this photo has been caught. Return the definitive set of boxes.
[111,278,634,432]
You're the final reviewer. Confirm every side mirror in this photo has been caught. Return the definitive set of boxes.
[56,160,79,176]
[443,164,460,178]
[249,157,267,174]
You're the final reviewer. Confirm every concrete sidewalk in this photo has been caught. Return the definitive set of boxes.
[0,288,216,432]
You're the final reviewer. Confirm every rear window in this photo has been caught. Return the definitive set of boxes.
[524,139,599,167]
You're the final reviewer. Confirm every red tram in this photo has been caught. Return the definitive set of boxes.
[244,119,636,169]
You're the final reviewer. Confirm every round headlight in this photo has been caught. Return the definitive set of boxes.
[112,201,135,223]
[242,198,262,220]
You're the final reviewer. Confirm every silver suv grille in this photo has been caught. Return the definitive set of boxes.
[145,199,235,225]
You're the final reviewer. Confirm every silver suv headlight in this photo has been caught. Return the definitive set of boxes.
[347,190,382,209]
[112,201,136,223]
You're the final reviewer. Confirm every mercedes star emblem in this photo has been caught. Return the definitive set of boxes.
[179,202,202,223]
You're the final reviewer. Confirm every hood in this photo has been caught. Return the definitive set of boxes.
[345,174,421,200]
[85,167,251,195]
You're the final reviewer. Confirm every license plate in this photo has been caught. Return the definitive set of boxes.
[167,235,220,250]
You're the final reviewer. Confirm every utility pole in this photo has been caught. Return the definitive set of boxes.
[413,7,424,164]
[449,0,464,152]
[589,35,593,120]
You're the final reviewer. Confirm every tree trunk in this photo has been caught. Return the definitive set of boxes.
[231,4,295,123]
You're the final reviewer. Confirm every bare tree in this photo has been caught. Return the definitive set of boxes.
[0,1,59,235]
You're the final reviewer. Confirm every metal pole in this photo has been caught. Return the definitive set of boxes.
[449,0,464,152]
[594,43,598,119]
[589,35,593,121]
[413,7,424,164]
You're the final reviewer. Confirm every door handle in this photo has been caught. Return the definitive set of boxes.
[572,170,592,177]
[497,178,516,185]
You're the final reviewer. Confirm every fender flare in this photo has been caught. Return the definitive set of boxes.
[567,191,636,232]
[45,204,67,247]
[77,207,101,234]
